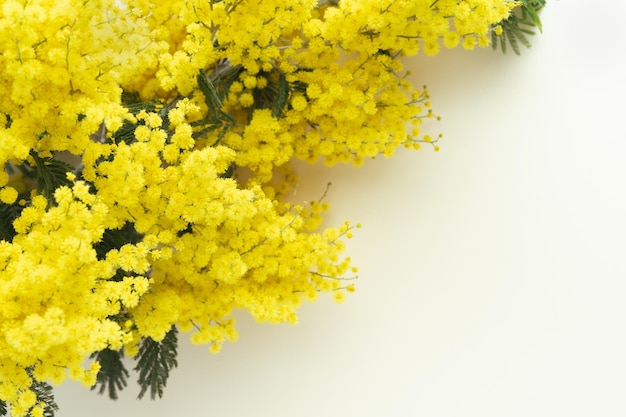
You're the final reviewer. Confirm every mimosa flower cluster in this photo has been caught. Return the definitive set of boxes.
[0,0,516,415]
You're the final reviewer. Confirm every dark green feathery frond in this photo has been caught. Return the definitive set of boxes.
[134,326,179,400]
[30,152,74,202]
[0,200,22,241]
[492,0,546,55]
[30,379,60,417]
[90,348,130,400]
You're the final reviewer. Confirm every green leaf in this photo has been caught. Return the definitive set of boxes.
[95,222,143,259]
[134,326,179,400]
[0,400,7,416]
[195,69,236,145]
[210,64,243,102]
[30,379,60,417]
[90,348,130,400]
[0,201,23,241]
[492,0,545,55]
[271,71,290,118]
[30,153,74,202]
[522,0,546,32]
[93,222,144,281]
[109,99,163,145]
[198,69,222,115]
[220,162,237,179]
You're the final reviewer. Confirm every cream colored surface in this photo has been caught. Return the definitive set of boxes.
[55,1,626,416]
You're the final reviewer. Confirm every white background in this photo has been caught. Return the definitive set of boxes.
[53,1,626,416]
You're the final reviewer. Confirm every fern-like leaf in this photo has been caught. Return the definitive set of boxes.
[30,379,60,417]
[0,201,23,241]
[90,348,130,400]
[30,153,74,202]
[195,69,236,144]
[94,222,144,281]
[492,0,546,55]
[134,326,179,400]
[522,0,546,32]
[0,400,7,416]
[271,71,290,118]
[109,99,163,145]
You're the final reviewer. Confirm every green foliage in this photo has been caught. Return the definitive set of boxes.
[195,68,237,144]
[0,201,22,241]
[94,222,144,282]
[0,370,62,417]
[492,0,546,55]
[236,68,294,123]
[111,99,164,145]
[90,328,179,401]
[90,349,130,400]
[134,326,179,400]
[220,162,237,179]
[30,379,60,417]
[270,71,290,119]
[94,222,144,261]
[29,152,74,202]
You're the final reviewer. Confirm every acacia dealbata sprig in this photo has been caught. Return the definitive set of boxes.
[0,1,523,415]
